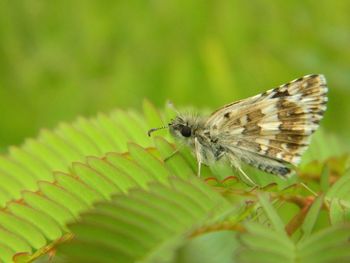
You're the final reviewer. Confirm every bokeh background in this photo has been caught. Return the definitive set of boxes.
[1,1,349,150]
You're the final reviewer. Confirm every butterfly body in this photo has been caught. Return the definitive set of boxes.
[165,74,328,178]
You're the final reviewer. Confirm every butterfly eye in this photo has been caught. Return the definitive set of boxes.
[180,125,191,137]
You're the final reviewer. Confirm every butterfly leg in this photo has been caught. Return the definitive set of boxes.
[228,155,257,186]
[237,166,257,186]
[197,160,202,177]
[194,137,202,177]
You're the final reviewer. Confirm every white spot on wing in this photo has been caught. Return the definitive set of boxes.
[276,152,284,159]
[255,138,270,145]
[240,115,248,125]
[318,74,327,84]
[230,127,244,135]
[261,104,277,115]
[259,122,281,130]
[263,114,279,123]
[291,156,301,164]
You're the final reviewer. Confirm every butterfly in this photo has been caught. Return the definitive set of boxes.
[148,74,328,183]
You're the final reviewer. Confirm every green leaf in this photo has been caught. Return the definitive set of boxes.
[110,110,149,146]
[57,177,232,263]
[319,164,330,192]
[0,245,15,263]
[0,211,46,250]
[297,224,350,263]
[128,143,171,183]
[302,129,348,165]
[174,231,239,263]
[22,191,74,232]
[258,192,287,235]
[239,220,350,263]
[0,228,31,255]
[300,195,324,240]
[238,223,294,263]
[143,99,165,131]
[54,171,104,206]
[7,203,62,241]
[106,152,155,188]
[71,162,117,199]
[325,170,350,224]
[86,156,135,193]
[153,136,195,179]
[0,103,210,261]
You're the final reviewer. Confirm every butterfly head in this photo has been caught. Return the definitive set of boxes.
[148,115,200,141]
[168,116,193,139]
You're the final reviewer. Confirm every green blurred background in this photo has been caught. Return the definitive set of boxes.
[1,0,349,150]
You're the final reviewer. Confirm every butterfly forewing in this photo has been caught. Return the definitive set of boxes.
[204,74,328,175]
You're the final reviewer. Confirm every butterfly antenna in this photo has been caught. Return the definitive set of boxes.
[147,126,168,137]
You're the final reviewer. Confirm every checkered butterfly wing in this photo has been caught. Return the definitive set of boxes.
[205,74,328,176]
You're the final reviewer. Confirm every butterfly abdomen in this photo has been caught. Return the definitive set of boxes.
[254,162,291,176]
